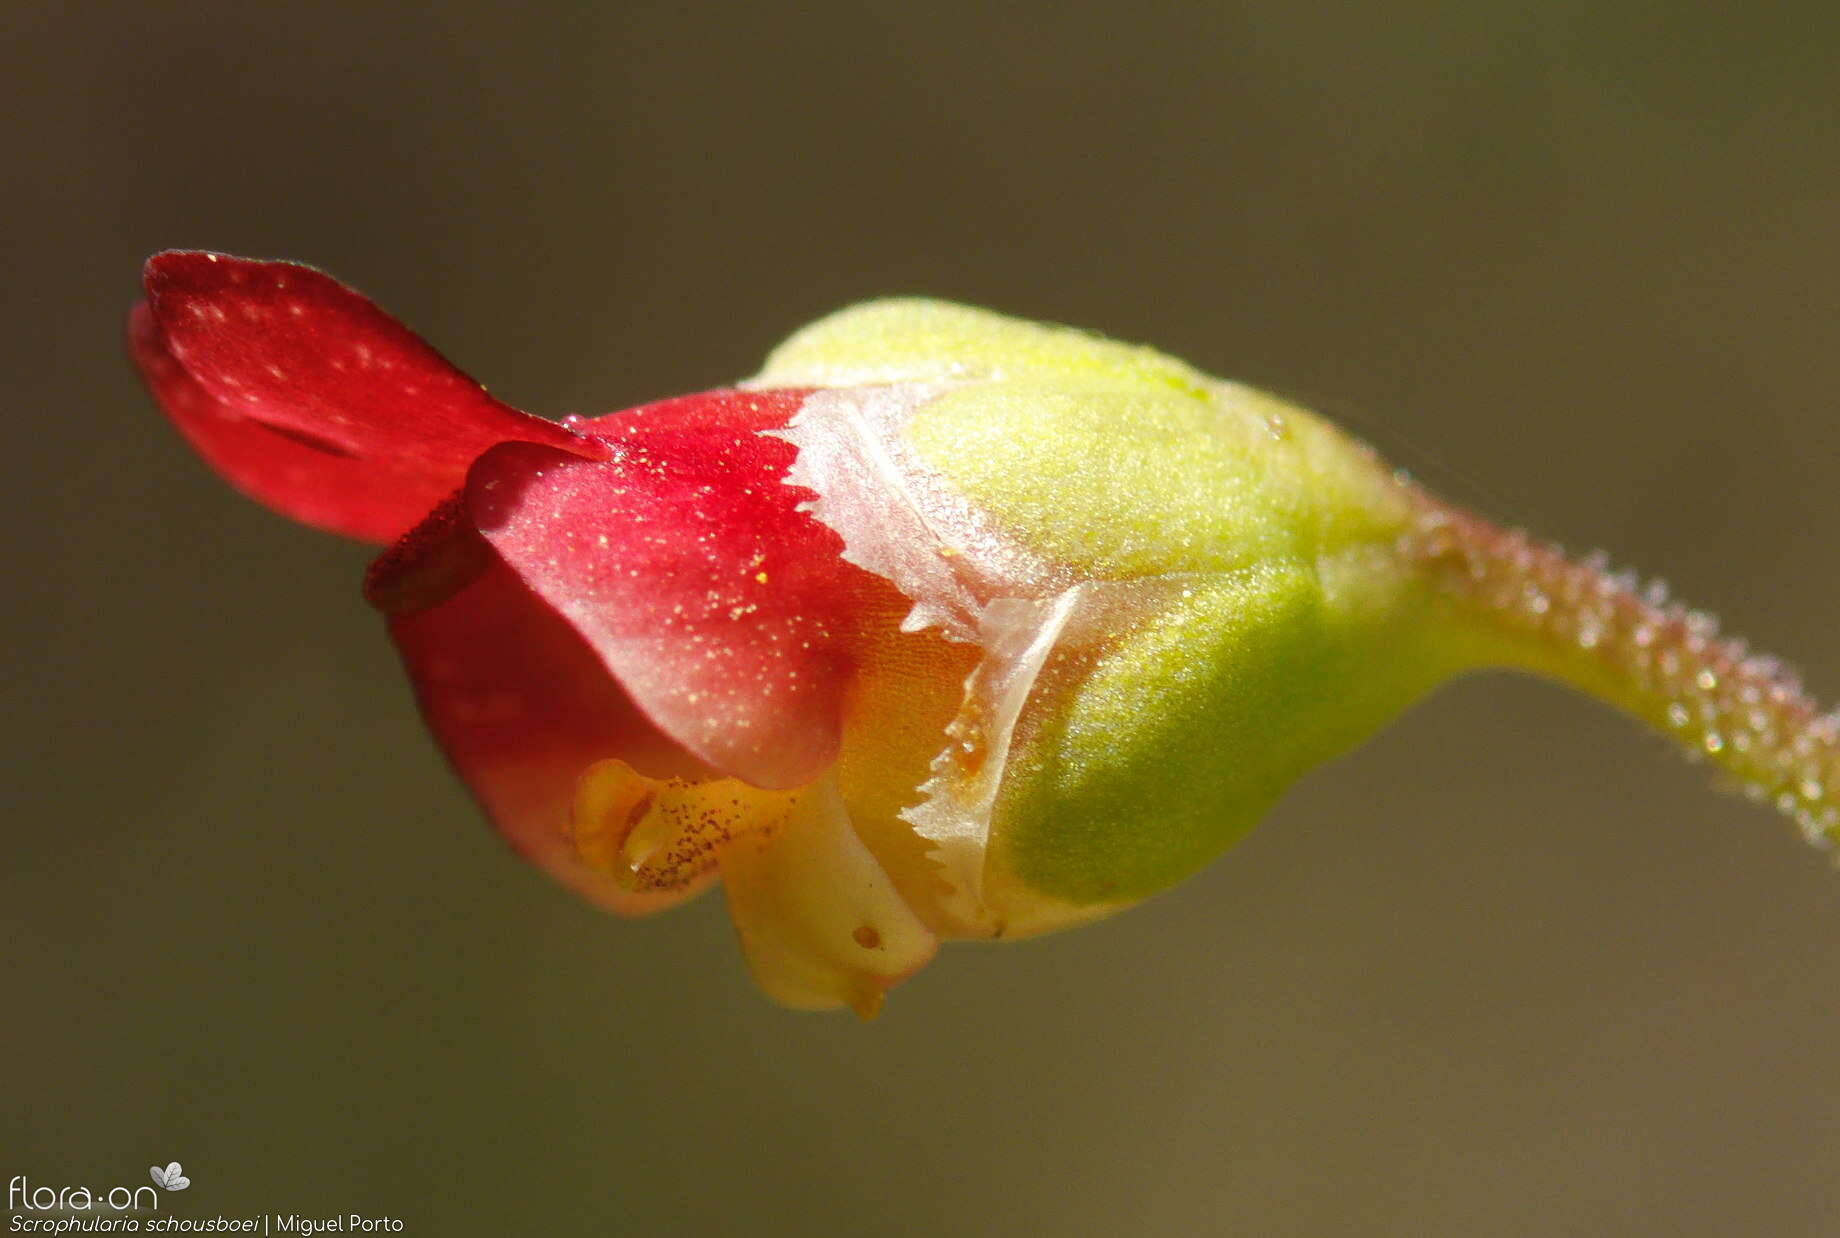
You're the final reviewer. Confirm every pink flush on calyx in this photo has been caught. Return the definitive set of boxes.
[131,250,1839,1014]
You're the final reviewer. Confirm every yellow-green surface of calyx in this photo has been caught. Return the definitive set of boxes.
[761,300,1467,923]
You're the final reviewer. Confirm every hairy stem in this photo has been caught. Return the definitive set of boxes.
[1402,491,1840,848]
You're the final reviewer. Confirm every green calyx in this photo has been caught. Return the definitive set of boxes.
[760,300,1473,915]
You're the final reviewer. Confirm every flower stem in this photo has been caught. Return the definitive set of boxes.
[1402,491,1840,849]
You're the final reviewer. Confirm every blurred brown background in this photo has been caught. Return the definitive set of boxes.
[7,2,1840,1234]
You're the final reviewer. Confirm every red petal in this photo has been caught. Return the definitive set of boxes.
[386,549,714,915]
[132,251,595,543]
[466,389,871,788]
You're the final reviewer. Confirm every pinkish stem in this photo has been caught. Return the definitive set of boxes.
[1402,491,1840,849]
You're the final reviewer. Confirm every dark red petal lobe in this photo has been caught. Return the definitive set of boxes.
[133,251,596,543]
[387,550,715,915]
[468,388,872,789]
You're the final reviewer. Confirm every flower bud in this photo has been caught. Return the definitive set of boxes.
[133,254,1840,1013]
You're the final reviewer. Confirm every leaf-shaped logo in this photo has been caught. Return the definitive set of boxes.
[150,1162,190,1191]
